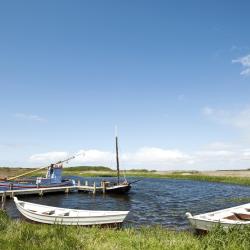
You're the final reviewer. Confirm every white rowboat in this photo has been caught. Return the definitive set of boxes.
[186,203,250,232]
[14,197,129,225]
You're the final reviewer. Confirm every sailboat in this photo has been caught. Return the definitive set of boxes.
[101,134,131,194]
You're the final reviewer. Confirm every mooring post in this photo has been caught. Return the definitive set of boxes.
[39,190,43,196]
[102,181,106,194]
[1,192,6,211]
[85,180,88,186]
[93,182,96,194]
[65,187,69,194]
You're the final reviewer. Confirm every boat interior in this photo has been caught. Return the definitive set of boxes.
[18,200,128,217]
[200,207,250,222]
[224,213,250,221]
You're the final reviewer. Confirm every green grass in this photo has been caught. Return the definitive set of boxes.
[62,169,250,186]
[1,211,250,250]
[65,166,113,172]
[160,174,250,186]
[2,166,250,187]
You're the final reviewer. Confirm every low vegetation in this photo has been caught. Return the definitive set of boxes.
[64,168,250,186]
[65,166,113,172]
[164,174,250,186]
[0,211,250,250]
[1,166,250,186]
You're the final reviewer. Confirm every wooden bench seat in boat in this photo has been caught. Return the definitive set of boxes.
[224,213,250,221]
[42,210,55,215]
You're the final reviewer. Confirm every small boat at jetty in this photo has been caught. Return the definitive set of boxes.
[0,156,77,190]
[14,197,129,225]
[101,131,140,194]
[186,203,250,232]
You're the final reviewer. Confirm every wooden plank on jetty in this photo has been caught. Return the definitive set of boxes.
[0,186,77,197]
[0,183,108,197]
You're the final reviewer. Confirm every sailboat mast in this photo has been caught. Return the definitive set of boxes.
[115,135,120,184]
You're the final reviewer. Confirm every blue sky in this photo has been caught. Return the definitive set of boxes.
[1,0,250,170]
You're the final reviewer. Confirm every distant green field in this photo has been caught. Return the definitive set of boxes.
[65,166,114,171]
[63,168,250,186]
[1,166,250,186]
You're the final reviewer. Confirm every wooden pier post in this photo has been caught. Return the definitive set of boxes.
[65,188,69,194]
[93,182,96,194]
[1,192,6,210]
[102,181,106,194]
[39,190,43,196]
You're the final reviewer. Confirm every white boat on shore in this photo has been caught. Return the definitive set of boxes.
[14,197,129,226]
[186,203,250,232]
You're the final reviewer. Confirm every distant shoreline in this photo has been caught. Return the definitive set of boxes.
[1,166,250,186]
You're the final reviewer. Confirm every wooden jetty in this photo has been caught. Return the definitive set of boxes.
[0,181,109,199]
[0,180,118,210]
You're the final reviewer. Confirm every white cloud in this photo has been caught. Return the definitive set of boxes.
[122,147,191,164]
[232,54,250,76]
[14,113,47,123]
[29,151,68,163]
[73,149,114,165]
[28,143,250,171]
[205,141,238,150]
[29,148,192,170]
[202,106,214,116]
[241,68,250,76]
[202,106,250,129]
[194,150,235,160]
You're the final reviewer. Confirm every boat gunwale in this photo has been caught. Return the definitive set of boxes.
[189,202,250,218]
[15,199,129,219]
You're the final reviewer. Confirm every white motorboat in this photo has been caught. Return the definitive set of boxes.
[14,197,129,225]
[186,203,250,232]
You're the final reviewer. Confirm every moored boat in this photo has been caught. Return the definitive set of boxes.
[101,132,132,194]
[14,197,129,225]
[186,203,250,232]
[0,156,77,190]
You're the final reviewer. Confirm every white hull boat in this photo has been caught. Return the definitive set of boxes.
[186,203,250,232]
[14,197,129,226]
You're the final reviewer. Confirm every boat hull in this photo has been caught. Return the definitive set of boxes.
[106,184,131,194]
[186,202,250,232]
[14,197,129,226]
[186,217,248,232]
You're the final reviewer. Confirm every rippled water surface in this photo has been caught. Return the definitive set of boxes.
[4,177,250,229]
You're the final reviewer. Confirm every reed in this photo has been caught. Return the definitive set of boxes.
[2,166,250,186]
[63,169,250,186]
[0,211,250,250]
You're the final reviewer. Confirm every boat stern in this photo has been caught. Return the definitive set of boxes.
[13,196,18,203]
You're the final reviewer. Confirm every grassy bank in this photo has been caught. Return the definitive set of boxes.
[0,212,250,250]
[63,168,250,186]
[2,166,250,186]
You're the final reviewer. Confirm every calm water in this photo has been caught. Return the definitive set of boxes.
[4,177,250,230]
